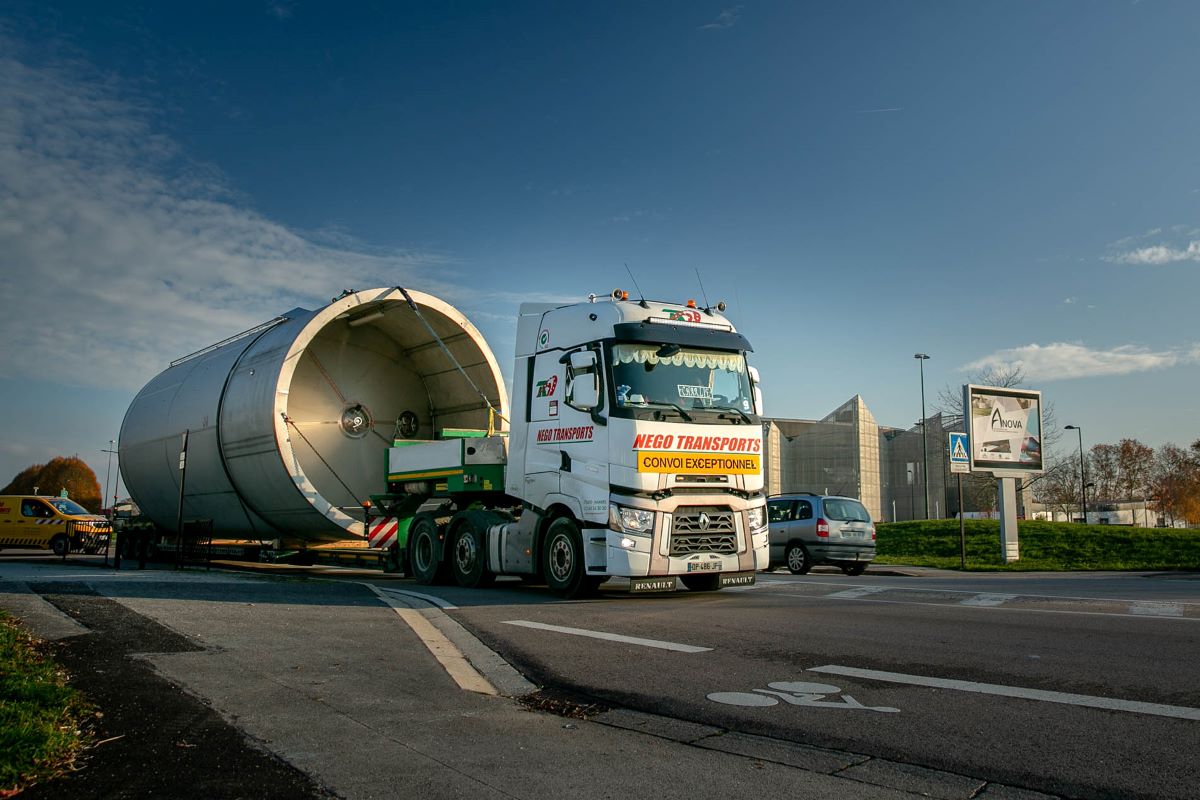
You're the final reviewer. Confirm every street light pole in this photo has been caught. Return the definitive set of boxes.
[914,353,931,519]
[1065,425,1086,523]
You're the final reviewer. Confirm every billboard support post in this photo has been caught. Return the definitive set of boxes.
[996,477,1019,562]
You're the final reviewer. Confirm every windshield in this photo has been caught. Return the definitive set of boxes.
[611,343,753,416]
[48,498,91,516]
[823,499,871,522]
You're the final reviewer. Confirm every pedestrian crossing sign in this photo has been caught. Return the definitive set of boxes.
[949,432,970,473]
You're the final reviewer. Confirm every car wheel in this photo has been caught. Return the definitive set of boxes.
[841,562,867,577]
[681,574,721,592]
[785,543,811,575]
[50,534,70,557]
[543,516,588,599]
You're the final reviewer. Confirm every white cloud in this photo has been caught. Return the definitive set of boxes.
[0,39,453,392]
[962,342,1199,381]
[699,6,743,30]
[1109,241,1200,265]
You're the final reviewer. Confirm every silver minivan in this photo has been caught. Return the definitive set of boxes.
[767,493,875,575]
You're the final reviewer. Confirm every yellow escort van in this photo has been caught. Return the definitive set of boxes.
[0,495,111,556]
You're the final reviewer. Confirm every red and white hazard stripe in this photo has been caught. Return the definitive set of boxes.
[368,517,400,550]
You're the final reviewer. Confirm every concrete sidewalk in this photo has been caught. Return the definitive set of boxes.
[1,559,1048,799]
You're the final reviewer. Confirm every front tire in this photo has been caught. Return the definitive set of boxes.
[50,534,69,557]
[543,517,588,599]
[785,543,812,575]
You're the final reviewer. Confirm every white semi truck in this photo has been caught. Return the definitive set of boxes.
[378,289,768,597]
[119,286,766,595]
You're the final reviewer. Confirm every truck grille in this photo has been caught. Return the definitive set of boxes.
[670,506,737,555]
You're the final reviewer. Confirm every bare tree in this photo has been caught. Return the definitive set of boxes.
[1115,438,1155,501]
[1029,456,1082,518]
[934,365,1062,454]
[1088,444,1120,503]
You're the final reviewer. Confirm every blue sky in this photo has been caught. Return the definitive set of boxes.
[1,1,1198,497]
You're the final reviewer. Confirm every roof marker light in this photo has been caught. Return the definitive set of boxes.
[686,299,697,309]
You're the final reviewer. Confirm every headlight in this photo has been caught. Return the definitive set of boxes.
[608,503,654,536]
[747,505,767,532]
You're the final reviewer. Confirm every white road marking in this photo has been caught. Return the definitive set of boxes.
[808,664,1200,721]
[1129,602,1184,618]
[503,620,712,653]
[825,586,889,600]
[375,586,458,609]
[960,593,1017,607]
[367,585,495,695]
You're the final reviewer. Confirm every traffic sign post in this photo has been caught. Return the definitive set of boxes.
[948,433,970,569]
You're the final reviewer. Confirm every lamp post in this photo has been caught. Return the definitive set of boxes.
[102,440,117,517]
[1065,425,1086,523]
[914,353,930,519]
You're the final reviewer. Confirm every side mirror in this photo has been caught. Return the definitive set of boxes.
[568,350,600,410]
[748,365,764,417]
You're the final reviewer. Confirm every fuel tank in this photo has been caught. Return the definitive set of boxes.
[119,287,507,544]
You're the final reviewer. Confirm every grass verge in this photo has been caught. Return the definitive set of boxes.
[0,612,92,796]
[876,519,1200,571]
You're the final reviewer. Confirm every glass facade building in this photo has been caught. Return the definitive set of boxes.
[764,396,954,522]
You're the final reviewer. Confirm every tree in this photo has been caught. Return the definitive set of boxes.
[1029,456,1082,519]
[1150,442,1200,526]
[1115,438,1155,501]
[1,457,102,512]
[1088,443,1120,503]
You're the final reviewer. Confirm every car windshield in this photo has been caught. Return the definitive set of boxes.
[611,343,753,416]
[823,499,871,522]
[48,498,90,515]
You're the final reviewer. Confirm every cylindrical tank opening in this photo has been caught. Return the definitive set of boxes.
[275,290,507,536]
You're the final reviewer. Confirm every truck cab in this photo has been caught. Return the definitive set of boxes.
[506,291,767,593]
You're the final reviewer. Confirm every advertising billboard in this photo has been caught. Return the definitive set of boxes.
[962,385,1044,474]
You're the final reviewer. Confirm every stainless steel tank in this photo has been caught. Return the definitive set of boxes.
[119,287,507,544]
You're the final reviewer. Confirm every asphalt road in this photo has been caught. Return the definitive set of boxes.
[4,555,1197,799]
[413,568,1200,800]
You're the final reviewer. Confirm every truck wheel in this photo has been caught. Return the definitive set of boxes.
[408,514,449,585]
[543,516,588,599]
[450,515,495,588]
[785,543,812,575]
[51,534,70,557]
[681,574,721,592]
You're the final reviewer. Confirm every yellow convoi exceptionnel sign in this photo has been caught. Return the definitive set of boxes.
[636,451,761,474]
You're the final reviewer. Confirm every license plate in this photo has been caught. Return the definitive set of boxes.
[687,561,722,572]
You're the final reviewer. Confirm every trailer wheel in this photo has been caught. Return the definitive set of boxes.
[449,514,495,588]
[408,514,450,585]
[50,534,70,557]
[543,516,590,599]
